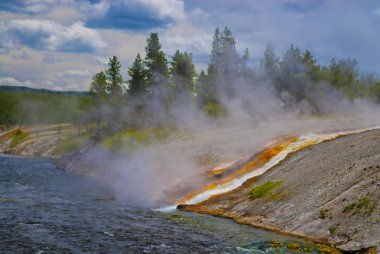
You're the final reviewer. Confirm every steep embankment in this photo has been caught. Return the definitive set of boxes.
[179,129,380,253]
[0,125,75,158]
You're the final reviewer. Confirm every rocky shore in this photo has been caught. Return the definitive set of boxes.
[179,129,380,253]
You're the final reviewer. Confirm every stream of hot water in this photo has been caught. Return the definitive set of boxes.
[171,126,380,208]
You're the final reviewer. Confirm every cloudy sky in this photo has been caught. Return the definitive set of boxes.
[0,0,379,91]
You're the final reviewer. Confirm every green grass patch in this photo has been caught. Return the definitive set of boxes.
[98,127,172,154]
[203,102,228,118]
[250,180,284,199]
[328,226,339,235]
[53,136,88,155]
[319,209,330,219]
[9,129,28,148]
[343,197,377,216]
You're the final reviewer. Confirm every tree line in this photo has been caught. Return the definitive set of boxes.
[86,27,380,134]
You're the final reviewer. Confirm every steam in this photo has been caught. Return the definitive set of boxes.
[9,34,380,208]
[82,103,380,208]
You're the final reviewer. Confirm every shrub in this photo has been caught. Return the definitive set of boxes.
[10,129,28,148]
[343,197,377,216]
[319,209,329,219]
[250,180,284,199]
[328,226,339,235]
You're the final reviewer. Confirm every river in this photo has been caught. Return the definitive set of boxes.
[0,154,330,253]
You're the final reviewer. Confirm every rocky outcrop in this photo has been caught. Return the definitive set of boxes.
[180,129,380,253]
[0,124,74,158]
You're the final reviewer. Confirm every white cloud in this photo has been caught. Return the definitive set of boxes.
[373,8,380,15]
[0,19,107,52]
[93,56,109,65]
[78,0,110,18]
[0,77,33,86]
[56,69,91,79]
[135,0,185,22]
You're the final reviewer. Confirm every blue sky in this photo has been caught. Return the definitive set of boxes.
[0,0,379,91]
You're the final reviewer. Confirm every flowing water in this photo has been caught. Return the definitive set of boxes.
[0,154,336,253]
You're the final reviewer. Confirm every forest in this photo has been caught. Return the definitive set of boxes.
[2,27,380,134]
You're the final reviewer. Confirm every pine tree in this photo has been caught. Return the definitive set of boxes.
[242,48,249,67]
[89,71,107,133]
[144,33,169,95]
[207,28,222,85]
[170,50,196,94]
[105,56,124,132]
[219,27,239,97]
[128,53,146,96]
[260,42,280,79]
[106,56,124,96]
[196,70,211,106]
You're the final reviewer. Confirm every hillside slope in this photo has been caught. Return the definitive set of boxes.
[180,129,380,253]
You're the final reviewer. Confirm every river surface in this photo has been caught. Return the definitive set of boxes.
[0,154,327,253]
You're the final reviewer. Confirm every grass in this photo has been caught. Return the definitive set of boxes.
[97,127,172,154]
[250,180,284,199]
[328,226,339,235]
[343,197,377,216]
[203,102,228,118]
[53,136,88,155]
[319,209,330,219]
[9,129,28,148]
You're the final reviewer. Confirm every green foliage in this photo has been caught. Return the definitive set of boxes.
[145,32,169,93]
[53,136,88,155]
[90,71,108,100]
[343,197,377,216]
[319,209,330,219]
[170,50,196,94]
[98,127,172,154]
[369,82,380,102]
[128,53,147,96]
[0,91,90,125]
[106,56,124,96]
[250,180,284,199]
[203,101,227,118]
[328,226,339,235]
[10,129,28,148]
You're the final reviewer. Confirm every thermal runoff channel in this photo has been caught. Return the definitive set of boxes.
[176,126,380,206]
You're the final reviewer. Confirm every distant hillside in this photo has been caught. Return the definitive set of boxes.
[0,86,91,126]
[0,85,88,96]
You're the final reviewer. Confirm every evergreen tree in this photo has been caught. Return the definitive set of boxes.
[144,33,169,95]
[196,70,212,106]
[242,48,249,67]
[278,45,310,106]
[302,50,319,82]
[260,42,280,80]
[105,56,124,131]
[128,53,146,96]
[89,71,107,133]
[329,57,359,99]
[219,27,239,97]
[170,50,196,94]
[207,28,222,94]
[106,56,124,96]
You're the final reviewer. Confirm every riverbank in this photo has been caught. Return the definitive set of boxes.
[0,124,75,158]
[1,118,379,253]
[179,129,380,253]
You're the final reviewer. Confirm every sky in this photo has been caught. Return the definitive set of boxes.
[0,0,379,91]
